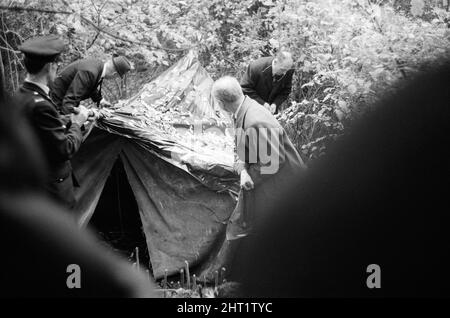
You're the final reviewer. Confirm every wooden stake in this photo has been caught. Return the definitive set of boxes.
[214,270,219,289]
[192,274,197,291]
[180,269,184,289]
[184,260,190,290]
[135,247,140,272]
[221,267,226,284]
[163,269,168,289]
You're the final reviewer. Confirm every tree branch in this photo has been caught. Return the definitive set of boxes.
[79,15,194,52]
[85,0,104,51]
[86,31,100,51]
[57,0,194,52]
[0,34,24,69]
[0,5,71,15]
[0,45,18,54]
[5,30,24,42]
[357,1,407,79]
[1,3,197,53]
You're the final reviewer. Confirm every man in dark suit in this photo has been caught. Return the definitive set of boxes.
[50,55,131,115]
[13,35,91,208]
[240,51,294,114]
[212,77,306,277]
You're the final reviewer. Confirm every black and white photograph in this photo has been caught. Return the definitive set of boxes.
[0,0,449,303]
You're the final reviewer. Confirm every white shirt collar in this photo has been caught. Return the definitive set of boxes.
[24,77,50,95]
[234,96,245,118]
[101,63,107,79]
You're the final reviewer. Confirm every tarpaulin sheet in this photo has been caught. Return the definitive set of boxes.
[72,51,241,279]
[72,128,123,227]
[120,142,235,278]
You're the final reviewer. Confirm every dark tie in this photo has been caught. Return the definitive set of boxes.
[93,78,103,106]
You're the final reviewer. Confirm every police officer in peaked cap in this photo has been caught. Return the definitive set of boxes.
[13,35,92,209]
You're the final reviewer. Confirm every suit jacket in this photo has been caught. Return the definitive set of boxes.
[13,82,84,207]
[240,57,294,114]
[50,58,104,114]
[230,96,305,234]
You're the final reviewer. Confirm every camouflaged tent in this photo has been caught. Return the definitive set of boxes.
[72,51,240,280]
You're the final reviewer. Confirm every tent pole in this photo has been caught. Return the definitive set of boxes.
[115,163,124,237]
[180,269,185,289]
[163,269,168,289]
[214,270,219,290]
[221,267,226,284]
[192,274,197,292]
[185,260,190,290]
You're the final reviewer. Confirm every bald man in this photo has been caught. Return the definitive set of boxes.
[212,77,305,265]
[240,51,294,114]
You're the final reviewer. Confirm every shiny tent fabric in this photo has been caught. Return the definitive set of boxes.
[71,51,241,280]
[72,130,237,279]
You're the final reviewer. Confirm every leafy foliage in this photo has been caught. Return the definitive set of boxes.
[269,0,450,160]
[1,0,449,163]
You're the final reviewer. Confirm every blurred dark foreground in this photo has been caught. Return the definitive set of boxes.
[232,61,450,297]
[1,60,450,297]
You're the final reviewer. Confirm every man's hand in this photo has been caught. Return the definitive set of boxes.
[71,106,90,126]
[240,169,254,191]
[86,109,100,122]
[263,103,276,114]
[269,103,276,114]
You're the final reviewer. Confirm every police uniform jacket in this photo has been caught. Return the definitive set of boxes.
[14,82,83,205]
